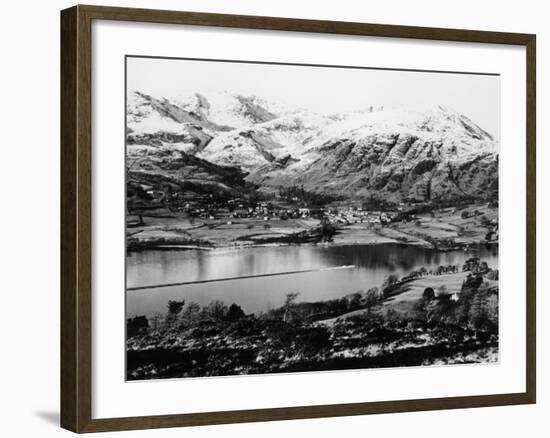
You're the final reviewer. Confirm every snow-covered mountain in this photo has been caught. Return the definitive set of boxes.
[127,90,498,203]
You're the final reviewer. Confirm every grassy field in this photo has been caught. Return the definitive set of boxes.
[381,272,467,314]
[317,272,469,326]
[128,215,318,247]
[128,203,498,250]
[393,204,498,245]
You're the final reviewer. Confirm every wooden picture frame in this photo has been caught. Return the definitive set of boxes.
[61,4,536,433]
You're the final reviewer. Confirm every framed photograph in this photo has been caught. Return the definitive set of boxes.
[60,5,536,433]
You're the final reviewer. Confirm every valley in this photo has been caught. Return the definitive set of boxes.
[126,90,499,253]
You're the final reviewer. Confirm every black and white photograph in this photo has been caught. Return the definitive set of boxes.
[1,0,543,435]
[125,56,500,380]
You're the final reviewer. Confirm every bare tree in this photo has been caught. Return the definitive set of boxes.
[166,299,185,325]
[283,292,300,323]
[365,287,379,313]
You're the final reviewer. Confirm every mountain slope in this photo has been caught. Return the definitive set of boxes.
[127,146,252,212]
[126,92,499,204]
[247,106,498,202]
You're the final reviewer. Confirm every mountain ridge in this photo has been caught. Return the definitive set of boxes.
[126,91,498,204]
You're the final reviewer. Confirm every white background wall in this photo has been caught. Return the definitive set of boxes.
[0,0,546,436]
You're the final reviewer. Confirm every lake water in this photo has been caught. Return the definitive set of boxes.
[126,243,498,317]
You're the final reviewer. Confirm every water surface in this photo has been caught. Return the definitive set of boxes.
[126,243,498,317]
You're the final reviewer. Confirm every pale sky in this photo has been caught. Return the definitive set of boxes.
[127,56,500,138]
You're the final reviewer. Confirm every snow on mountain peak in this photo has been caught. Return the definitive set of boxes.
[127,91,497,170]
[314,104,496,158]
[170,91,280,129]
[127,91,498,203]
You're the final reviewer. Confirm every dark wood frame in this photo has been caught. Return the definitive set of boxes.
[61,4,536,433]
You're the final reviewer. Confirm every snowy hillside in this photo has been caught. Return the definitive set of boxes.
[126,90,499,203]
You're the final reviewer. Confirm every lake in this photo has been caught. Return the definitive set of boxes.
[126,243,498,317]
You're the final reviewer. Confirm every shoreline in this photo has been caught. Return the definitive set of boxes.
[128,237,498,254]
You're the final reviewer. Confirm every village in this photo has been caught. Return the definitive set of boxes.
[127,185,499,252]
[179,198,400,226]
[129,181,425,226]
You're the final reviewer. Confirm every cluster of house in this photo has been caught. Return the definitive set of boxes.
[222,203,402,225]
[325,207,398,225]
[179,198,407,226]
[140,187,412,226]
[180,198,321,222]
[228,203,322,221]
